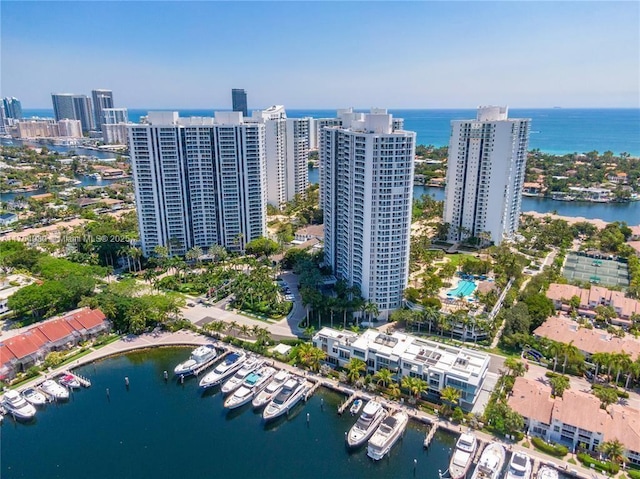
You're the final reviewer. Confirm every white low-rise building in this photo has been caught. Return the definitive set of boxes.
[312,327,490,410]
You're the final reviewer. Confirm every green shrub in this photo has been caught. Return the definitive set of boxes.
[628,469,640,479]
[531,437,568,458]
[577,453,619,474]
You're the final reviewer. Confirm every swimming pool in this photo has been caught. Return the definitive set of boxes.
[447,280,477,298]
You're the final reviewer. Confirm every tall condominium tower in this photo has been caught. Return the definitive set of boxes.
[91,89,114,132]
[102,108,129,144]
[250,105,310,206]
[129,111,266,257]
[443,106,530,245]
[231,89,248,117]
[321,109,415,317]
[51,93,94,132]
[2,97,23,119]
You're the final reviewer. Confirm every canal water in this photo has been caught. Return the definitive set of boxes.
[1,347,454,479]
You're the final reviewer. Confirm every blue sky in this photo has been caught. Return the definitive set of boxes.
[1,1,638,109]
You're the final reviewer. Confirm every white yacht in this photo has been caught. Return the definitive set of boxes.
[252,370,290,409]
[367,410,409,460]
[449,433,478,479]
[536,465,559,479]
[2,390,37,420]
[346,400,388,448]
[199,351,247,389]
[174,345,217,376]
[40,379,70,401]
[470,442,506,479]
[262,378,307,421]
[22,388,47,406]
[223,366,276,409]
[220,356,264,395]
[506,451,532,479]
[59,374,81,389]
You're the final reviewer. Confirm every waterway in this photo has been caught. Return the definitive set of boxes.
[1,347,454,479]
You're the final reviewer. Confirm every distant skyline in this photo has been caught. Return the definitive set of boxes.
[1,1,639,109]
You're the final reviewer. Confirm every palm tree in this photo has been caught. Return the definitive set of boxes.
[387,382,401,399]
[548,341,565,373]
[504,357,526,377]
[549,374,570,398]
[590,352,610,379]
[345,358,367,384]
[228,320,239,336]
[598,439,627,465]
[410,378,428,400]
[401,376,416,396]
[303,325,316,339]
[440,386,462,415]
[363,301,379,325]
[374,368,393,388]
[626,359,640,390]
[614,352,631,386]
[239,324,250,339]
[423,307,440,335]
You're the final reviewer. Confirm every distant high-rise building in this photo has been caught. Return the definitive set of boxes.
[321,109,415,318]
[92,89,114,132]
[57,119,83,138]
[250,106,311,206]
[232,89,248,117]
[102,108,129,145]
[2,97,23,119]
[443,106,530,245]
[51,93,94,132]
[129,111,266,257]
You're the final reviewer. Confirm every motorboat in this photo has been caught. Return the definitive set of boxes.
[448,432,478,479]
[346,400,388,448]
[40,379,70,401]
[470,442,506,479]
[220,356,264,395]
[506,451,532,479]
[252,370,291,409]
[349,398,363,415]
[223,366,276,409]
[262,378,307,421]
[22,387,47,406]
[59,374,81,389]
[367,410,409,460]
[173,344,217,376]
[199,351,247,389]
[536,465,559,479]
[2,390,37,420]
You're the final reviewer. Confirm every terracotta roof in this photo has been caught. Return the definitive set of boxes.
[3,334,43,360]
[507,377,554,425]
[36,318,76,342]
[0,344,17,365]
[68,308,106,330]
[553,389,610,435]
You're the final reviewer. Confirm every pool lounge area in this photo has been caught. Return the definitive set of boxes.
[447,280,477,299]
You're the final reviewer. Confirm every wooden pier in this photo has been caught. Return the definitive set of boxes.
[192,349,227,376]
[423,423,439,448]
[337,391,359,415]
[304,379,322,401]
[472,439,486,464]
[63,370,91,388]
[531,458,540,479]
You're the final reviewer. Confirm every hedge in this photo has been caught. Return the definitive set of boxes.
[531,437,568,458]
[577,453,620,474]
[628,470,640,479]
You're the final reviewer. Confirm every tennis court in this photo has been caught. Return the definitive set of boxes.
[562,253,629,288]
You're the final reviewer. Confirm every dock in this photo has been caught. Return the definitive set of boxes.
[304,379,322,401]
[423,423,439,448]
[472,439,486,464]
[192,349,227,376]
[62,370,91,388]
[337,391,358,415]
[531,458,540,479]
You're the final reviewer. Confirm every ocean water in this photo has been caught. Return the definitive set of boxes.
[1,347,455,479]
[22,108,640,156]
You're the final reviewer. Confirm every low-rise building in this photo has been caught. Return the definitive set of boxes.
[508,377,640,465]
[312,327,490,410]
[293,224,324,243]
[0,212,18,226]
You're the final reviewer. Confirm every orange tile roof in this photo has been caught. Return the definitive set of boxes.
[507,377,554,425]
[36,318,75,342]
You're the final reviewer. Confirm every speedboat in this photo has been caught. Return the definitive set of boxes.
[252,370,291,409]
[220,356,264,395]
[470,441,506,479]
[199,351,247,389]
[22,388,47,406]
[174,344,217,376]
[350,398,363,415]
[347,400,388,448]
[59,374,81,389]
[40,379,70,401]
[263,378,307,421]
[449,433,478,479]
[506,451,532,479]
[367,410,409,460]
[223,366,276,409]
[536,465,559,479]
[2,390,37,420]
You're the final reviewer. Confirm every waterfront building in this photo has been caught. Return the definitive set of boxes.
[15,119,59,138]
[129,111,266,257]
[443,106,530,245]
[232,88,248,117]
[508,377,640,465]
[102,108,129,144]
[2,97,23,119]
[51,93,94,132]
[320,109,414,317]
[0,104,6,135]
[313,327,489,410]
[250,105,310,206]
[57,119,83,138]
[91,89,114,132]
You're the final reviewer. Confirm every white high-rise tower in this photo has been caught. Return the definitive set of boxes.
[321,109,415,317]
[443,106,530,245]
[129,111,266,256]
